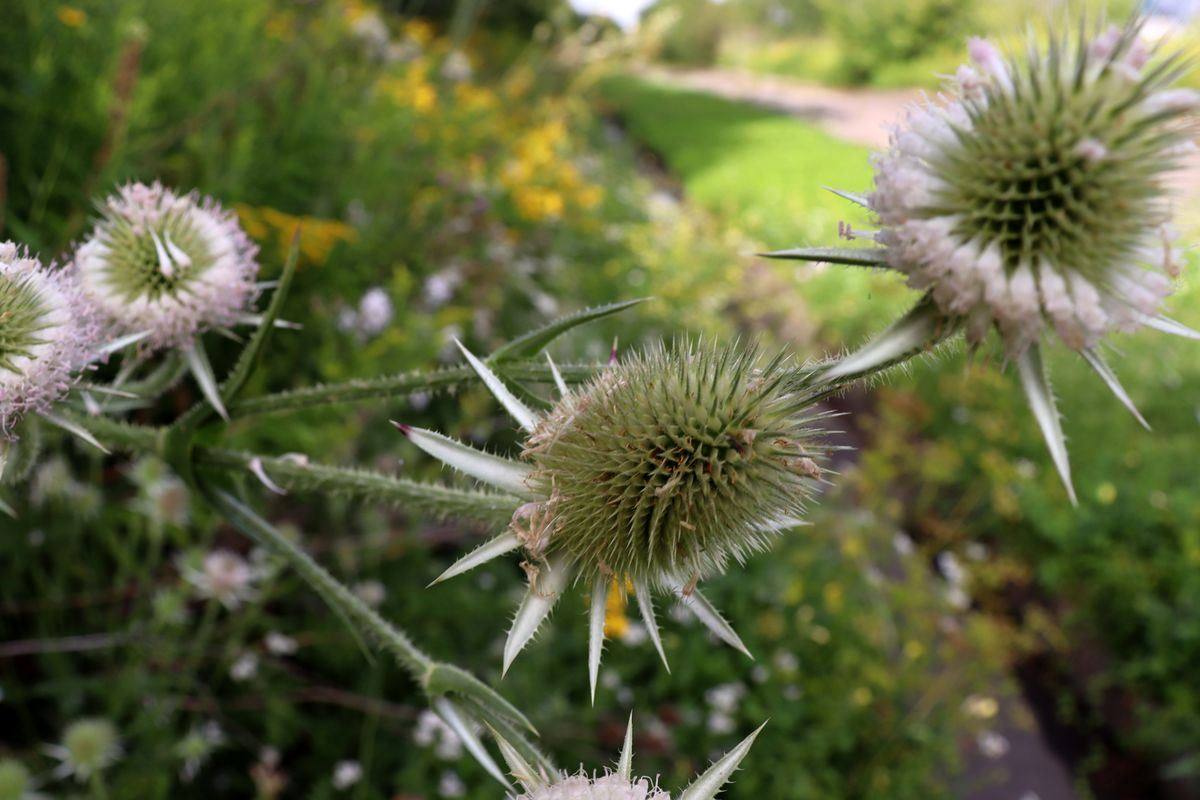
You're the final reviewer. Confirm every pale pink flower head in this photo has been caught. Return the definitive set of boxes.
[73,182,259,351]
[1,242,99,435]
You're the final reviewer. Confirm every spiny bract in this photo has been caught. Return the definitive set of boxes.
[397,340,828,695]
[523,342,823,587]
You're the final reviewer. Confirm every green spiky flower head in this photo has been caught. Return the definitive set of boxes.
[399,338,827,690]
[870,22,1197,355]
[524,342,823,588]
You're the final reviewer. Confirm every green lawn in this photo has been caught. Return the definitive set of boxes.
[593,74,912,343]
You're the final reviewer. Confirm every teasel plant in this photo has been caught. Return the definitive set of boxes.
[495,714,765,800]
[394,336,832,700]
[764,19,1199,503]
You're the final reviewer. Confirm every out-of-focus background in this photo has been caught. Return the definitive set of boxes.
[1,1,1199,798]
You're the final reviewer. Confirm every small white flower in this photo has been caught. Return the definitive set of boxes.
[352,580,386,608]
[440,50,473,82]
[46,718,121,782]
[331,759,362,790]
[977,730,1010,759]
[73,182,259,351]
[230,652,259,682]
[265,632,298,655]
[356,287,394,337]
[179,549,264,609]
[1,243,99,435]
[438,770,466,798]
[413,710,464,761]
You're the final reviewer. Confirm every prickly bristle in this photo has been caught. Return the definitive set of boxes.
[523,341,824,587]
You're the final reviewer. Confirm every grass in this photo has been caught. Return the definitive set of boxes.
[593,73,912,343]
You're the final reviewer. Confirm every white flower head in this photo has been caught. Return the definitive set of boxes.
[332,759,363,790]
[1,243,99,435]
[867,24,1197,356]
[47,718,122,782]
[179,548,265,609]
[356,287,394,337]
[74,182,259,351]
[504,717,765,800]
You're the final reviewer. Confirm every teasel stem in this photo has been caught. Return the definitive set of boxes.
[202,485,434,677]
[225,361,607,418]
[195,446,522,524]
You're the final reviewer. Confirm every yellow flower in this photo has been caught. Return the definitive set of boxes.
[513,186,564,222]
[602,578,629,639]
[404,18,435,46]
[56,6,87,27]
[822,582,843,614]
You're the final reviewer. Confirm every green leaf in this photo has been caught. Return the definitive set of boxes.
[488,298,651,363]
[0,494,15,518]
[433,697,510,788]
[1017,343,1077,506]
[221,231,301,405]
[759,246,889,267]
[425,663,537,735]
[38,411,111,455]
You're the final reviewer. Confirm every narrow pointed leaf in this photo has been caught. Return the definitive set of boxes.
[183,342,229,421]
[1081,348,1150,431]
[0,495,15,518]
[0,441,8,483]
[221,232,300,406]
[678,587,753,659]
[1017,343,1077,506]
[394,424,534,497]
[503,555,572,675]
[823,186,872,208]
[546,353,569,398]
[588,576,609,704]
[96,330,152,357]
[759,246,889,267]
[678,721,768,800]
[822,296,947,382]
[487,724,544,792]
[424,663,537,734]
[1140,313,1200,340]
[617,714,634,780]
[433,697,510,788]
[489,298,651,363]
[430,531,522,586]
[456,339,538,432]
[750,515,810,533]
[38,411,110,454]
[462,695,554,774]
[634,580,670,672]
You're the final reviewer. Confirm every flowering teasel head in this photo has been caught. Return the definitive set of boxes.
[770,21,1200,503]
[395,340,827,699]
[497,715,764,800]
[0,243,99,442]
[74,182,260,351]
